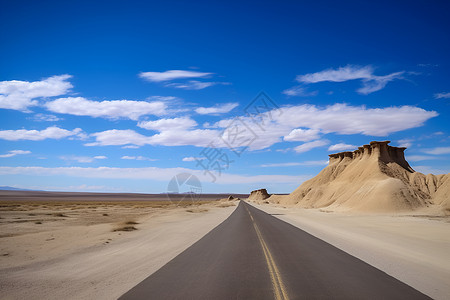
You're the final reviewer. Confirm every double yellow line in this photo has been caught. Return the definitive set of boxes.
[245,206,290,300]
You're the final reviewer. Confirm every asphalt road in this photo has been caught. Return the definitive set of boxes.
[120,201,430,300]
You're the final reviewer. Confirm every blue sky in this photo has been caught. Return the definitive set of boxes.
[1,0,449,193]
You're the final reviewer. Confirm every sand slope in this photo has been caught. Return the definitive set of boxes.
[269,141,450,213]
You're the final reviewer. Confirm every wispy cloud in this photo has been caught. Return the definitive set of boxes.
[282,86,318,97]
[283,128,320,142]
[294,65,405,95]
[0,150,31,158]
[434,92,450,99]
[297,65,373,83]
[45,97,167,120]
[195,102,238,115]
[397,138,414,148]
[165,80,229,90]
[139,70,212,82]
[260,160,328,167]
[328,143,358,152]
[138,117,197,131]
[60,155,107,163]
[121,156,157,161]
[0,75,72,111]
[182,156,205,162]
[0,127,84,141]
[31,113,62,122]
[406,155,439,162]
[294,139,330,153]
[422,146,450,155]
[413,165,450,175]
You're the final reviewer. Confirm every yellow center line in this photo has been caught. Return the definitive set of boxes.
[245,206,290,300]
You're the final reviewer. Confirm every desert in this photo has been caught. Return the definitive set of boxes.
[2,1,450,299]
[0,193,240,299]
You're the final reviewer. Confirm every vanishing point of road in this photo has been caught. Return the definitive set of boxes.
[120,201,430,300]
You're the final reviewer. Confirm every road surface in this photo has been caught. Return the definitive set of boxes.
[120,201,430,299]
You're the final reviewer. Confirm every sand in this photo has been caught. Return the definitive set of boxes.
[268,141,450,214]
[0,198,238,299]
[248,201,450,300]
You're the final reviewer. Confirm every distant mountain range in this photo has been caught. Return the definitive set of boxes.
[0,186,34,191]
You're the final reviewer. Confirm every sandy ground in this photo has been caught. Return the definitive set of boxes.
[248,201,450,300]
[0,199,238,300]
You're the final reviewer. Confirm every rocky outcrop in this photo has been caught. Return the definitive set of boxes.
[269,141,450,214]
[227,195,235,201]
[248,189,270,201]
[328,141,414,172]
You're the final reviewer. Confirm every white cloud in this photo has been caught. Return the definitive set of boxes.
[0,75,72,111]
[260,160,328,167]
[139,70,212,82]
[122,145,140,149]
[60,155,107,163]
[295,65,405,95]
[0,166,310,185]
[182,157,206,162]
[406,155,438,162]
[294,139,330,153]
[297,65,374,83]
[87,103,437,151]
[282,86,318,97]
[31,113,62,122]
[271,104,437,136]
[86,129,150,147]
[45,97,167,120]
[0,126,83,141]
[138,117,197,131]
[0,150,31,158]
[397,138,413,148]
[165,80,228,90]
[413,165,450,175]
[86,128,220,148]
[434,92,450,99]
[195,103,239,115]
[121,156,156,161]
[283,128,320,142]
[422,147,450,155]
[357,72,404,95]
[328,143,358,152]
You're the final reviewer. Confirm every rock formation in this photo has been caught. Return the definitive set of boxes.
[248,189,270,201]
[269,141,450,213]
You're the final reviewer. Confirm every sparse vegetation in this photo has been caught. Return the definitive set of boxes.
[54,213,68,217]
[186,208,209,213]
[216,202,236,208]
[124,220,139,225]
[113,225,137,232]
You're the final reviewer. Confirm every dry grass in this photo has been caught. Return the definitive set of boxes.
[54,213,68,217]
[186,208,209,213]
[113,226,137,232]
[112,219,139,232]
[216,202,236,208]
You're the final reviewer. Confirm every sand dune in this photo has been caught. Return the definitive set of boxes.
[268,141,449,213]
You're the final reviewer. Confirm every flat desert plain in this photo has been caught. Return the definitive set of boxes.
[0,190,449,299]
[0,191,240,300]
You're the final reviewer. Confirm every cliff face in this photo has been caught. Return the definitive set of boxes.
[269,141,449,213]
[248,189,270,201]
[328,141,414,172]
